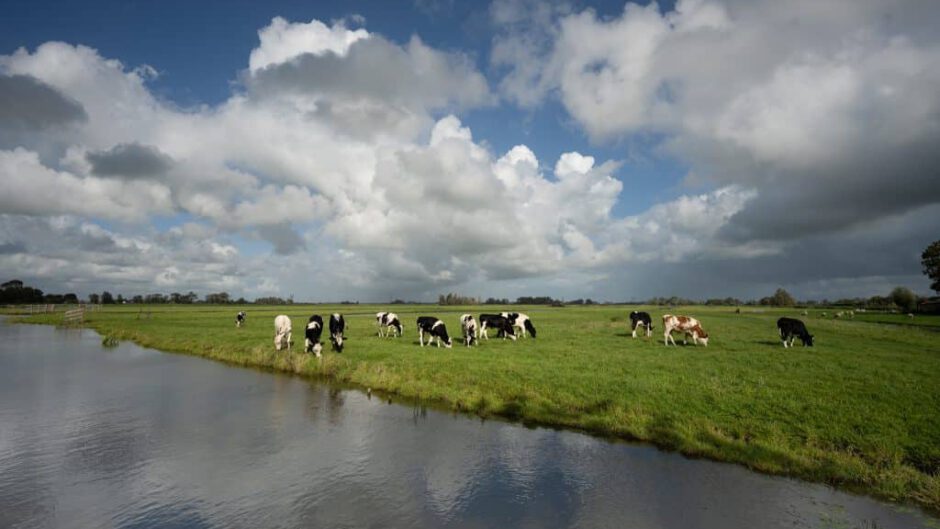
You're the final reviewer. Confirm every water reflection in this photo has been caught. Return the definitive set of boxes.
[0,321,935,529]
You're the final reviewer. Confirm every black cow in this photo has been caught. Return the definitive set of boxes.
[479,314,517,341]
[305,314,324,356]
[235,311,246,328]
[417,316,452,348]
[629,311,653,338]
[777,317,814,348]
[329,313,346,352]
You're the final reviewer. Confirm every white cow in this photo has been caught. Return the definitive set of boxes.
[274,314,292,351]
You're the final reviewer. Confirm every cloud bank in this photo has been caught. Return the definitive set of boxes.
[1,3,938,300]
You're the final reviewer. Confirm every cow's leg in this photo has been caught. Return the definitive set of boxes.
[631,322,637,339]
[287,331,292,352]
[647,324,652,338]
[419,328,424,346]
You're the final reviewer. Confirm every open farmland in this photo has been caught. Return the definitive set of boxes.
[15,304,940,512]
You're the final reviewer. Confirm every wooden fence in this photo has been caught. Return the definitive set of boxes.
[25,304,57,314]
[63,308,85,325]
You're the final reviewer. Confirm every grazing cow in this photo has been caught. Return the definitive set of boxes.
[274,315,292,352]
[329,313,346,352]
[235,311,246,328]
[500,312,537,338]
[460,314,478,347]
[479,314,517,341]
[777,317,814,347]
[662,314,709,346]
[908,313,915,319]
[629,311,653,338]
[376,311,403,337]
[417,316,452,348]
[305,315,324,357]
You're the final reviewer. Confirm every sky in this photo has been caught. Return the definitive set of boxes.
[1,0,939,302]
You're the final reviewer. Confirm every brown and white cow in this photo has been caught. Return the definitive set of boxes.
[663,314,709,346]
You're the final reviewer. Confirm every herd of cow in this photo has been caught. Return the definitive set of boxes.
[234,308,815,357]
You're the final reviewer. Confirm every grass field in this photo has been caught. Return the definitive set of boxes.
[11,304,940,512]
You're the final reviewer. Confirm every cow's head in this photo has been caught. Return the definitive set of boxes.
[803,334,814,347]
[437,326,453,348]
[312,341,323,356]
[693,325,709,346]
[331,333,345,352]
[524,319,537,338]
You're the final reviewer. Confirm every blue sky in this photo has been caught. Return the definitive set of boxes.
[1,0,938,301]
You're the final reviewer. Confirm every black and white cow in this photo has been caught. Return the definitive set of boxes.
[235,311,246,328]
[500,312,537,338]
[417,316,452,348]
[777,317,814,348]
[329,313,346,352]
[305,314,324,357]
[479,314,517,341]
[376,311,403,337]
[629,311,653,338]
[460,314,478,347]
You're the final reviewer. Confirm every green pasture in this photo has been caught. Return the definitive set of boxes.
[12,304,940,512]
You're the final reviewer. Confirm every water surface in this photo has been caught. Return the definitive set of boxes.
[0,322,935,528]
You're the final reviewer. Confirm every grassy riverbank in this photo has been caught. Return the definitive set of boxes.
[12,304,940,512]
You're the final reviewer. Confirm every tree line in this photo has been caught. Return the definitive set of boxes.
[5,233,938,311]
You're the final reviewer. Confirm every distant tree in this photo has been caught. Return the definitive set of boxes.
[254,296,291,305]
[516,296,556,305]
[63,293,79,304]
[890,286,917,313]
[205,292,231,304]
[116,294,124,304]
[770,288,796,307]
[438,292,477,305]
[169,292,183,304]
[101,291,114,304]
[88,293,100,304]
[0,280,43,303]
[145,293,167,304]
[922,240,940,294]
[131,295,143,304]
